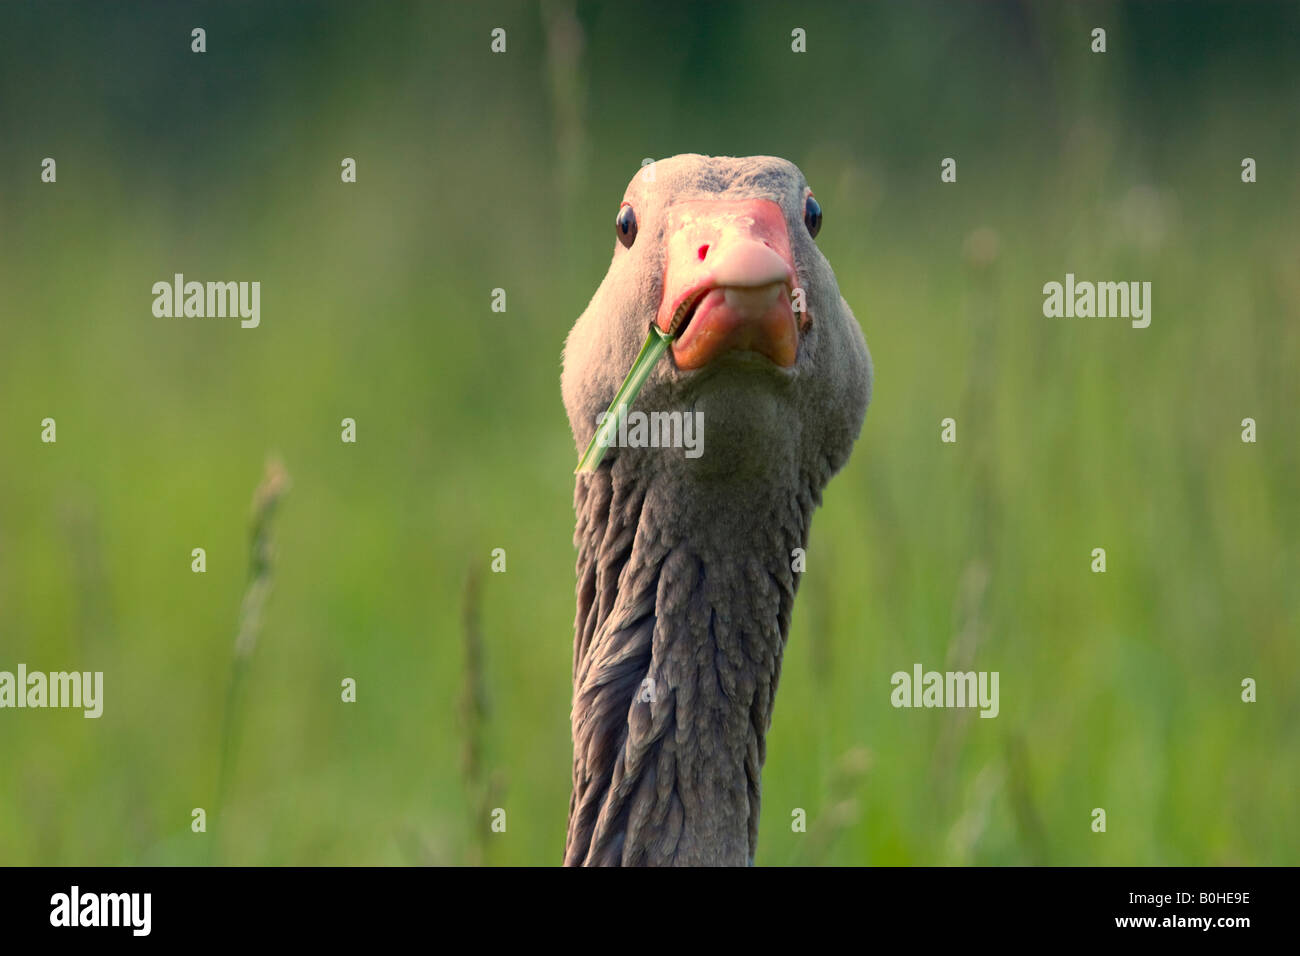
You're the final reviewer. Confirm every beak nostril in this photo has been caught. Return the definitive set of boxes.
[697,244,710,261]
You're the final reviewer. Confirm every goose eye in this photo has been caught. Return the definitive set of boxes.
[804,195,822,238]
[616,204,638,248]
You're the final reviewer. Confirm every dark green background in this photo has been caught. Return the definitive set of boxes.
[0,1,1296,864]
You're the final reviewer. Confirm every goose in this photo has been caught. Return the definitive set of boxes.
[561,154,872,865]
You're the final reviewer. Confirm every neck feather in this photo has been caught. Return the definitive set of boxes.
[564,455,816,866]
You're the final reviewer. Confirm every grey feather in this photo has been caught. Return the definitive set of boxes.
[562,155,872,866]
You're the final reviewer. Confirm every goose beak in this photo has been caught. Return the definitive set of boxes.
[655,198,801,370]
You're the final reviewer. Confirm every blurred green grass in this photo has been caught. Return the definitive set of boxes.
[0,1,1296,865]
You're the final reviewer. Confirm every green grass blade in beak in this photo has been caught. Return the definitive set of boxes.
[575,325,674,474]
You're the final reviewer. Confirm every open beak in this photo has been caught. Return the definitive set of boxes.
[655,198,801,370]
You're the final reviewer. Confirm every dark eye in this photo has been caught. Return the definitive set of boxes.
[804,194,822,238]
[616,204,638,247]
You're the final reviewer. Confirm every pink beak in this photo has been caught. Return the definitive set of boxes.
[655,199,801,370]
